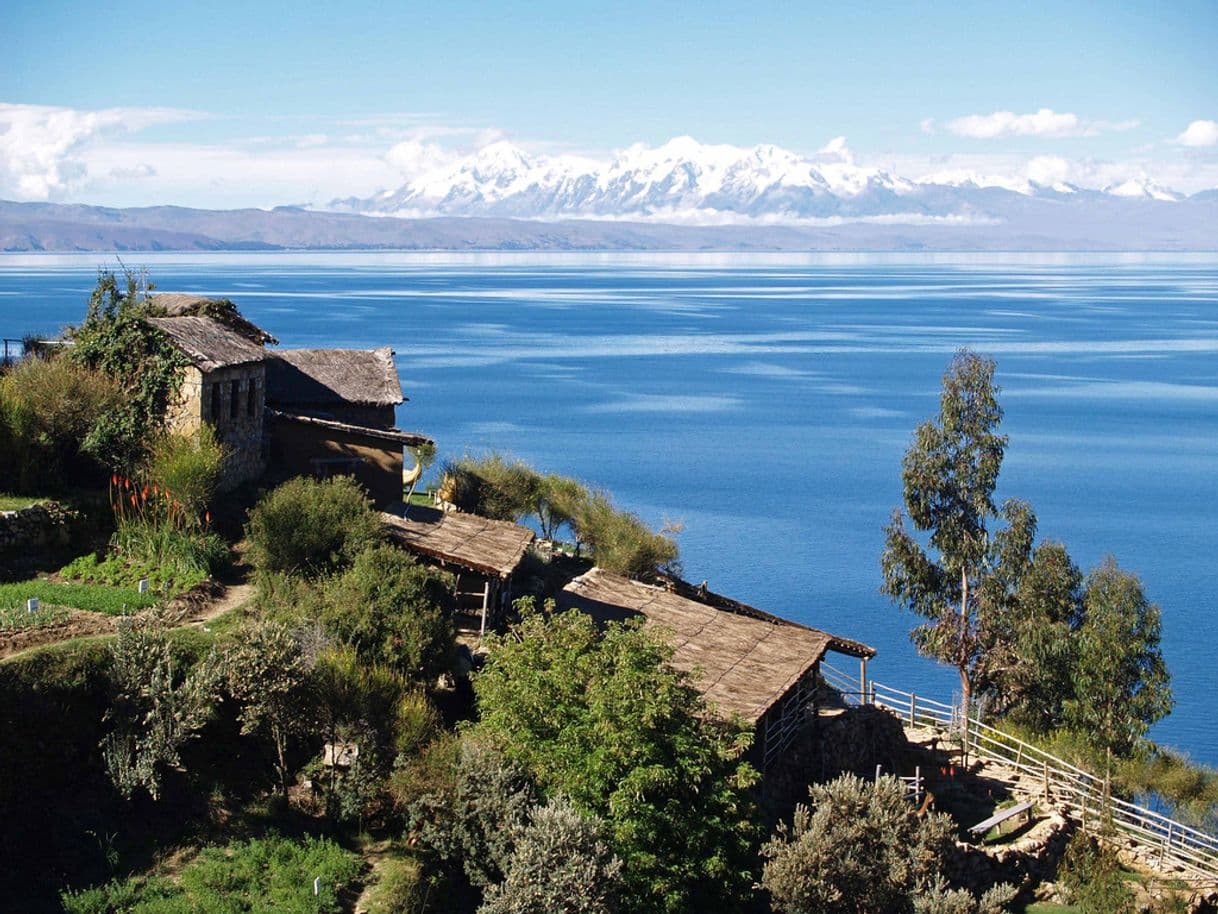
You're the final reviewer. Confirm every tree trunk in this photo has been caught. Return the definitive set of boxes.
[960,568,972,763]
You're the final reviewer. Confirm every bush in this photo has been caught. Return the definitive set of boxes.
[480,794,623,914]
[60,833,361,914]
[144,426,227,518]
[0,355,120,491]
[323,544,455,683]
[761,774,1008,914]
[246,476,384,577]
[1058,832,1136,914]
[366,851,437,914]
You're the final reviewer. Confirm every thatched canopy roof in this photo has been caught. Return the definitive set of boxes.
[558,568,874,724]
[382,508,534,578]
[267,348,404,408]
[270,409,431,446]
[147,316,265,371]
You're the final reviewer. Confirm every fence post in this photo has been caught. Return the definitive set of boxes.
[1043,761,1050,804]
[909,693,916,726]
[875,764,882,783]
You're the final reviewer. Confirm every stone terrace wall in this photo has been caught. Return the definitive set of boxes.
[0,501,81,556]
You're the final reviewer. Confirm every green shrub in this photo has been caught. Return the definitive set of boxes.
[60,549,210,596]
[0,355,120,491]
[60,834,361,914]
[247,476,384,577]
[322,544,455,683]
[110,520,227,585]
[1058,832,1135,914]
[0,602,73,631]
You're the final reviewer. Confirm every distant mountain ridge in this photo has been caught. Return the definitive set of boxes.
[330,136,1212,223]
[1,194,1215,253]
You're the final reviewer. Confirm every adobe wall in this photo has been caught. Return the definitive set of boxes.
[268,419,403,507]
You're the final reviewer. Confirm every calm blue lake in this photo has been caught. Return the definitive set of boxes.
[2,252,1216,764]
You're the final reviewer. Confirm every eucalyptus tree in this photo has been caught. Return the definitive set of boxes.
[881,349,1022,727]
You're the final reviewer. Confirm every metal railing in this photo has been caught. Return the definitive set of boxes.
[821,662,1218,882]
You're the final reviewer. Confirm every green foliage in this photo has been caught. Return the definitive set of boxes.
[472,603,759,914]
[69,268,190,471]
[1117,748,1218,829]
[0,577,158,614]
[913,878,1017,914]
[224,619,315,796]
[246,476,384,578]
[1057,832,1136,914]
[0,355,121,491]
[60,548,210,596]
[101,615,221,801]
[881,349,1010,716]
[762,774,1012,914]
[572,490,680,581]
[109,521,227,587]
[322,544,455,683]
[439,454,543,521]
[407,737,538,889]
[1065,558,1173,767]
[535,473,588,542]
[60,833,361,914]
[479,793,623,914]
[980,540,1084,731]
[144,425,227,518]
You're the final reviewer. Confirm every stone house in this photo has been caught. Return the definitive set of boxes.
[145,296,428,505]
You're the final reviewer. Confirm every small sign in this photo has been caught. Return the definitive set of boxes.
[26,597,39,614]
[138,578,150,594]
[313,876,321,896]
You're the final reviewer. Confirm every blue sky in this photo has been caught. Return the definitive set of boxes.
[2,0,1216,207]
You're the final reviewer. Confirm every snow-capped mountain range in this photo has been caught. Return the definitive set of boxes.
[329,136,1204,223]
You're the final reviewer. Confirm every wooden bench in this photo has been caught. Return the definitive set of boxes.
[968,800,1034,838]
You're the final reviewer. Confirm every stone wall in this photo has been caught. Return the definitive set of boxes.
[943,808,1077,895]
[167,363,266,489]
[0,501,81,555]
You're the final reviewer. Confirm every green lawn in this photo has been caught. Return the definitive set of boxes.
[0,493,46,511]
[0,579,158,615]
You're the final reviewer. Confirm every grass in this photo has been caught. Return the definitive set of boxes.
[0,578,158,616]
[0,493,46,511]
[0,602,73,631]
[59,833,362,914]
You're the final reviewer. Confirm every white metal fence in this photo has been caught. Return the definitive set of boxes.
[820,662,1218,882]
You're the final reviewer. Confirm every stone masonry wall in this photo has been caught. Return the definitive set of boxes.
[167,363,266,489]
[0,501,81,555]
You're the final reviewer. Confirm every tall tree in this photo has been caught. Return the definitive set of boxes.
[1065,558,1173,790]
[881,349,1011,725]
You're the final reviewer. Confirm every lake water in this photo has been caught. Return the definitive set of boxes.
[2,252,1216,764]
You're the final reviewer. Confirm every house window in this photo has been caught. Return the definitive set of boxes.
[210,382,221,423]
[247,379,257,418]
[310,457,364,480]
[230,380,239,419]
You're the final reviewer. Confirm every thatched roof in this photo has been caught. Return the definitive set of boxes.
[147,316,265,371]
[382,508,535,578]
[269,410,432,447]
[267,348,404,408]
[148,293,275,344]
[558,568,873,724]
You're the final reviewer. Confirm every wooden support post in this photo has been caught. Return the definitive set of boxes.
[859,658,869,705]
[909,693,917,726]
[1043,761,1051,804]
[1015,743,1024,771]
[915,765,922,799]
[479,580,490,639]
[875,764,882,782]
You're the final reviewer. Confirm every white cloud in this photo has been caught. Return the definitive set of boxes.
[946,108,1139,139]
[1175,119,1218,148]
[919,118,936,134]
[0,102,202,200]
